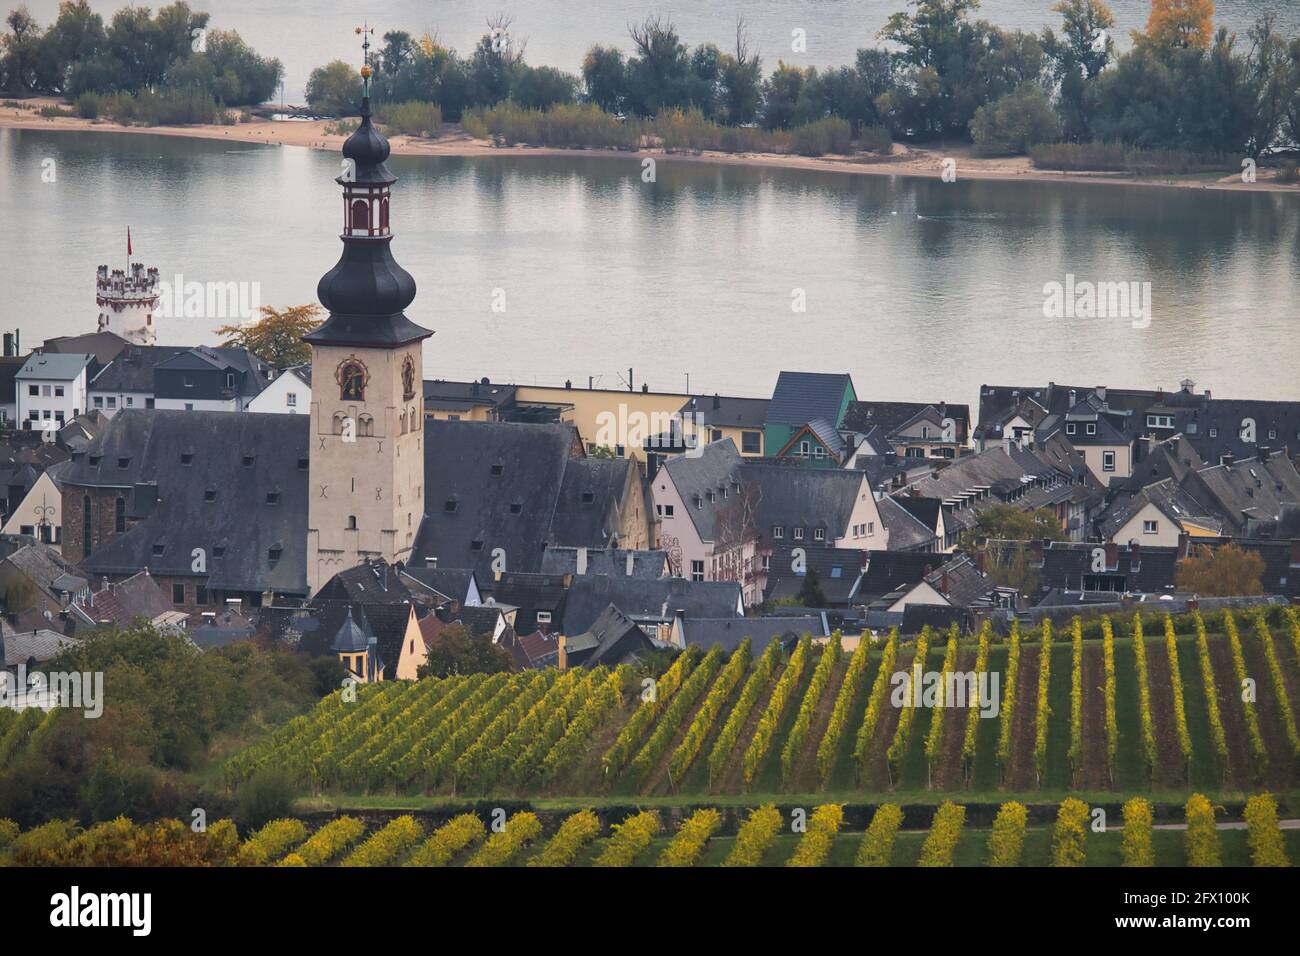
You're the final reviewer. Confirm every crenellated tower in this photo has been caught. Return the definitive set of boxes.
[96,262,159,346]
[304,38,433,594]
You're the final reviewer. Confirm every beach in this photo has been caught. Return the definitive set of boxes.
[3,96,1294,194]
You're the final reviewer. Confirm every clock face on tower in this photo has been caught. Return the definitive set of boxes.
[401,355,416,401]
[337,357,369,401]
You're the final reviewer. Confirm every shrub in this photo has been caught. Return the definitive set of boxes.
[1029,141,1236,174]
[293,816,365,866]
[1121,798,1154,867]
[240,818,307,865]
[592,811,659,867]
[466,812,543,867]
[858,124,893,154]
[236,767,296,832]
[856,804,904,867]
[918,802,965,867]
[1243,794,1290,867]
[1184,794,1221,867]
[341,815,424,867]
[888,628,931,783]
[406,813,487,867]
[529,811,601,868]
[75,93,102,119]
[658,808,721,867]
[38,105,76,118]
[378,100,442,137]
[970,85,1060,155]
[791,117,853,156]
[1032,620,1053,784]
[0,818,18,848]
[786,804,843,867]
[988,801,1028,867]
[1051,798,1089,867]
[722,804,782,867]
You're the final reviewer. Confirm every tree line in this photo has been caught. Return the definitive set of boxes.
[0,0,281,107]
[303,1,1300,160]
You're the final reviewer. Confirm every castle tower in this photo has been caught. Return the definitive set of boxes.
[304,45,432,594]
[96,262,159,346]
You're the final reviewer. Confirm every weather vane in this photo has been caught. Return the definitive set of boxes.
[355,23,374,93]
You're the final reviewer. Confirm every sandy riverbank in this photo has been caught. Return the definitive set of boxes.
[3,96,1295,194]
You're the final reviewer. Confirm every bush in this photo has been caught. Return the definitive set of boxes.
[592,811,659,867]
[1184,794,1221,867]
[530,810,601,868]
[658,808,721,867]
[341,815,424,867]
[1029,142,1236,175]
[987,801,1028,867]
[722,804,782,867]
[294,816,366,866]
[240,818,306,865]
[75,93,102,119]
[467,812,543,867]
[378,100,442,137]
[407,813,488,867]
[791,117,854,156]
[856,804,904,867]
[1243,794,1290,867]
[1122,798,1155,867]
[235,768,296,832]
[1051,798,1089,867]
[970,85,1060,156]
[858,124,893,154]
[918,802,965,867]
[786,804,843,867]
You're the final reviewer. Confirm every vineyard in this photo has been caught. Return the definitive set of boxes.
[223,608,1300,801]
[3,792,1296,867]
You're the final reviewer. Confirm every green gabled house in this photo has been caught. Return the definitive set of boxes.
[763,371,857,465]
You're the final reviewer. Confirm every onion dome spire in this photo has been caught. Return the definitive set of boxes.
[306,24,431,350]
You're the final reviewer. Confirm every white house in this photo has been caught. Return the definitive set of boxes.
[16,352,91,431]
[247,366,312,415]
[0,466,66,547]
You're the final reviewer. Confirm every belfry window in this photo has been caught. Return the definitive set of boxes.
[380,197,390,231]
[351,199,370,232]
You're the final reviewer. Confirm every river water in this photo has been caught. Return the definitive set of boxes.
[3,126,1296,409]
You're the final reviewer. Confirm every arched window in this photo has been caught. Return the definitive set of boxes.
[358,414,374,438]
[380,197,390,231]
[337,360,367,401]
[351,199,370,232]
[332,411,347,435]
[398,411,407,435]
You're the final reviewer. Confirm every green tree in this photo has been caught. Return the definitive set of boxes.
[761,61,809,129]
[971,84,1062,153]
[624,15,690,117]
[306,58,363,116]
[218,304,322,370]
[582,44,626,113]
[957,504,1066,551]
[1043,0,1116,140]
[512,64,578,109]
[418,623,513,678]
[1,6,43,94]
[797,567,828,607]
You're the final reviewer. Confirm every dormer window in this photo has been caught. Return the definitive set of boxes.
[213,546,226,558]
[509,502,522,515]
[444,498,458,513]
[117,457,130,468]
[266,492,280,505]
[582,492,595,504]
[1086,423,1096,435]
[242,455,255,468]
[268,545,282,563]
[813,528,826,541]
[793,527,805,541]
[490,463,504,476]
[773,525,784,539]
[151,543,165,556]
[470,539,484,551]
[181,453,193,466]
[205,489,216,502]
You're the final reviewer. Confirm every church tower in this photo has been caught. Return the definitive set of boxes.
[304,43,432,594]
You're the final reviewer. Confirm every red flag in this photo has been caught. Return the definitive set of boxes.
[127,226,132,257]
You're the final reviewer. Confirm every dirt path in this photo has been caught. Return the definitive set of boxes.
[861,650,913,790]
[641,671,720,797]
[934,649,978,791]
[786,659,850,793]
[1206,638,1257,788]
[1008,646,1041,791]
[1238,632,1296,789]
[1145,639,1189,788]
[1079,643,1110,789]
[712,663,784,795]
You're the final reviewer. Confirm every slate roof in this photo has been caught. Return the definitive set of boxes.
[551,457,638,548]
[875,496,936,551]
[481,571,569,633]
[399,565,478,606]
[154,346,275,399]
[858,550,944,603]
[763,545,866,605]
[4,542,87,600]
[89,346,192,393]
[412,419,616,579]
[41,331,129,368]
[189,613,257,650]
[975,383,1158,442]
[766,371,855,428]
[1,628,80,668]
[61,410,310,595]
[539,547,668,579]
[1095,478,1222,541]
[920,554,998,609]
[677,395,769,430]
[577,604,658,667]
[17,352,92,382]
[1191,451,1300,536]
[560,575,742,637]
[677,615,825,653]
[423,379,518,412]
[71,569,172,627]
[1032,540,1181,596]
[843,401,971,438]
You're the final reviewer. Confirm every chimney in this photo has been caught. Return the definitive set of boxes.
[564,379,572,389]
[576,546,588,576]
[712,393,721,410]
[557,634,568,671]
[625,551,635,576]
[494,569,503,582]
[1068,389,1076,407]
[939,570,949,595]
[975,550,987,574]
[1177,532,1189,558]
[1289,540,1300,568]
[1095,385,1106,404]
[1258,446,1270,464]
[1028,540,1044,565]
[672,608,686,647]
[426,556,438,569]
[1104,541,1118,570]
